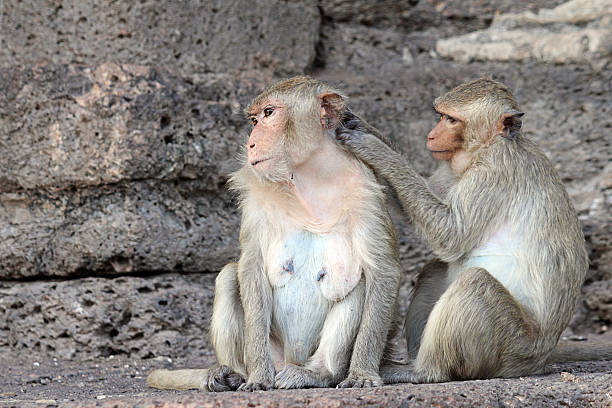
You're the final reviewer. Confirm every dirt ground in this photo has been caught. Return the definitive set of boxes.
[1,355,611,408]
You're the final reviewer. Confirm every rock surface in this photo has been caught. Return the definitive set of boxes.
[437,0,612,64]
[0,0,319,76]
[0,274,216,361]
[0,0,611,386]
[0,63,250,278]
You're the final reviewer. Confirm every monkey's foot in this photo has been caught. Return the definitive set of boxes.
[237,364,275,391]
[380,363,419,384]
[237,382,272,392]
[274,364,330,389]
[337,371,383,388]
[206,365,245,392]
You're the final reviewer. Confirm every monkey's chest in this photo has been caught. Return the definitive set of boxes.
[267,230,362,364]
[266,230,362,302]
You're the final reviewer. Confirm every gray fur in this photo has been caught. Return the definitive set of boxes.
[147,77,401,391]
[336,78,592,383]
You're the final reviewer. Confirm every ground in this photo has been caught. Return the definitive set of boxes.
[1,356,610,408]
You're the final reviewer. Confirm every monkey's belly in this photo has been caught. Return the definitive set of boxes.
[272,276,332,365]
[267,229,362,365]
[452,226,527,305]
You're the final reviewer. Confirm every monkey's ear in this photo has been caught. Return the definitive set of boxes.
[500,110,525,140]
[318,92,345,129]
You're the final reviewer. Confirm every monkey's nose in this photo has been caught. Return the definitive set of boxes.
[249,143,255,149]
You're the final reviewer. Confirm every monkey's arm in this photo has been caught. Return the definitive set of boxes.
[236,223,276,391]
[426,163,456,199]
[336,127,499,262]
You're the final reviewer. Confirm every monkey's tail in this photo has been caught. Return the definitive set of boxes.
[547,341,612,364]
[146,368,209,391]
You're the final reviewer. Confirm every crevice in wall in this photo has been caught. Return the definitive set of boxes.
[0,268,219,284]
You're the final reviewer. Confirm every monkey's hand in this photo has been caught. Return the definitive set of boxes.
[340,108,360,129]
[337,370,383,388]
[335,121,388,165]
[339,108,396,150]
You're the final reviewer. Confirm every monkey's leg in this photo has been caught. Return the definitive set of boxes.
[238,255,276,392]
[339,257,401,388]
[381,294,403,362]
[274,281,366,389]
[380,261,448,385]
[405,260,449,360]
[147,263,247,391]
[412,266,540,383]
[207,262,248,391]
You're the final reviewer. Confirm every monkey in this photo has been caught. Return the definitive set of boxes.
[147,76,402,391]
[335,77,611,383]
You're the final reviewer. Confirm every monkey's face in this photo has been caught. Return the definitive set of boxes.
[247,99,291,179]
[427,108,466,161]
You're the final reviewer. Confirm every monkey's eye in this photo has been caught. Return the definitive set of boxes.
[441,114,457,124]
[263,107,274,117]
[249,117,258,126]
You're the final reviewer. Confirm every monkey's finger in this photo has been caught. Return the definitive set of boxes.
[342,108,358,123]
[238,382,270,392]
[334,131,351,143]
[362,379,376,388]
[337,375,382,388]
[336,378,357,388]
[343,119,361,130]
[207,374,230,392]
[237,383,250,392]
[335,128,362,141]
[208,380,230,392]
[335,131,348,141]
[226,373,246,390]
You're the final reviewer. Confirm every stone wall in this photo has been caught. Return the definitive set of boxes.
[0,0,610,360]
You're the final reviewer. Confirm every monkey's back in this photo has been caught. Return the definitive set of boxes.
[463,137,588,335]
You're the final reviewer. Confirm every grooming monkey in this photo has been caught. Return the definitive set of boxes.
[147,77,401,391]
[336,77,610,383]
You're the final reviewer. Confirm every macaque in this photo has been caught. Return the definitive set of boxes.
[336,77,610,383]
[147,76,401,391]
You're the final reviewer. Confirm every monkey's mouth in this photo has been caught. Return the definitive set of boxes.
[430,150,450,153]
[251,158,271,167]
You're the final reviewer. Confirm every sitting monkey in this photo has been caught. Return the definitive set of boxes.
[147,77,401,391]
[336,77,611,383]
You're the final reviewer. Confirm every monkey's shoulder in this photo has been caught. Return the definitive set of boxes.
[265,229,362,302]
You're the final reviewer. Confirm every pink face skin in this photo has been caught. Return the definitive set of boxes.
[245,95,364,228]
[427,108,466,161]
[247,99,287,173]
